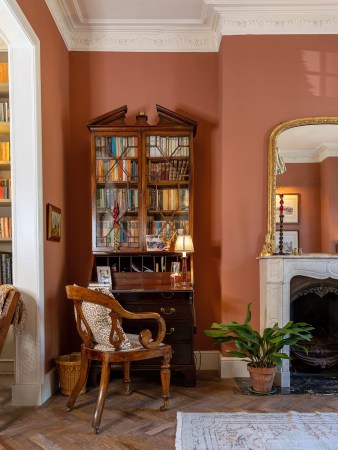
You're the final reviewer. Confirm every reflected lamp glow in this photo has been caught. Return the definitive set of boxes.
[174,235,194,284]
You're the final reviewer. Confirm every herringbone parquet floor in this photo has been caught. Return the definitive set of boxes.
[0,370,337,449]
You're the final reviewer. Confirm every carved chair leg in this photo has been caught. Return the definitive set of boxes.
[160,355,171,411]
[66,351,89,411]
[123,361,131,394]
[92,356,111,434]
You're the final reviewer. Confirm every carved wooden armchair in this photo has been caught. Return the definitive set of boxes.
[65,285,172,434]
[0,289,20,355]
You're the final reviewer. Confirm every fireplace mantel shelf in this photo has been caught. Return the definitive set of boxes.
[259,253,338,259]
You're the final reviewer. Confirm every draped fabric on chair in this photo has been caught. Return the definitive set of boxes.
[0,285,25,355]
[65,285,172,434]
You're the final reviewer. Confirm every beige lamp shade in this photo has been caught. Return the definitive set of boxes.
[175,235,194,255]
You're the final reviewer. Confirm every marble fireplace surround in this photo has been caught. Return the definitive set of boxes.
[259,254,338,387]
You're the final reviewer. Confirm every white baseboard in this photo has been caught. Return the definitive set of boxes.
[194,350,220,371]
[194,351,248,378]
[219,356,248,378]
[12,367,59,406]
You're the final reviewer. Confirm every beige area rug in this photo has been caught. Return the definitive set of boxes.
[175,411,338,450]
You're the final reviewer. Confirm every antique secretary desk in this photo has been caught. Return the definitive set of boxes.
[87,104,197,386]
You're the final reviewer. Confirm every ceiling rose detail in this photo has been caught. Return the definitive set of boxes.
[44,0,338,52]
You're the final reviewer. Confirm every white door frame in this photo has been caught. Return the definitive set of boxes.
[0,0,45,405]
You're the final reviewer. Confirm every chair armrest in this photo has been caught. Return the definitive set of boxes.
[66,285,167,349]
[113,308,166,350]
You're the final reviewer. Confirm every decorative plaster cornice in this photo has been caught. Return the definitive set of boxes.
[281,144,338,163]
[68,31,220,52]
[44,0,338,52]
[219,14,338,35]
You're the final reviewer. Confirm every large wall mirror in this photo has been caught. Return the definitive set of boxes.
[261,117,338,256]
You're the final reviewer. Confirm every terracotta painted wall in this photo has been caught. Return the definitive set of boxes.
[68,52,220,351]
[218,35,338,347]
[16,0,72,372]
[69,35,338,353]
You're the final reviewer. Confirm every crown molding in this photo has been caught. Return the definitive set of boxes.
[281,144,338,163]
[44,0,338,52]
[219,14,338,36]
[68,31,220,52]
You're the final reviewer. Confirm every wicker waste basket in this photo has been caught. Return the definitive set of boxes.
[55,353,86,396]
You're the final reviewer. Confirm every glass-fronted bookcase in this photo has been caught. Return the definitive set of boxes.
[88,105,197,284]
[89,105,195,257]
[86,105,198,386]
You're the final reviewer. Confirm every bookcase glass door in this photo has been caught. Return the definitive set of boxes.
[95,134,140,250]
[146,134,190,251]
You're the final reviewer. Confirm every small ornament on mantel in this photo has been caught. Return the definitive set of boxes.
[278,194,285,255]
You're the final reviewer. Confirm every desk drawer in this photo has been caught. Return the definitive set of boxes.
[121,301,192,321]
[124,319,193,342]
[114,291,192,303]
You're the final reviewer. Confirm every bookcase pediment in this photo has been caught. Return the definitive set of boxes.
[86,105,128,129]
[86,104,197,136]
[156,105,197,137]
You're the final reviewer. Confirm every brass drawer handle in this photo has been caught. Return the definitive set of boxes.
[160,307,176,315]
[166,327,175,335]
[161,293,174,299]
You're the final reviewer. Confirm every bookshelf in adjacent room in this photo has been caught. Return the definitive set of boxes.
[87,105,197,386]
[0,47,13,378]
[0,50,12,282]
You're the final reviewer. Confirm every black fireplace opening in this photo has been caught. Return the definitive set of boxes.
[290,276,338,375]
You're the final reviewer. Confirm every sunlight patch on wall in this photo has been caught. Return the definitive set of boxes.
[302,50,338,98]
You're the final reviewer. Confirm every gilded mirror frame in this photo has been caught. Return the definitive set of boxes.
[260,116,338,256]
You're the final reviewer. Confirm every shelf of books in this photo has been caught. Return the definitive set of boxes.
[88,105,196,258]
[0,251,12,284]
[0,60,9,125]
[95,133,140,250]
[0,53,12,283]
[145,134,190,249]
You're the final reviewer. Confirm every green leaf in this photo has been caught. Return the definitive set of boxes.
[244,303,252,325]
[203,330,228,338]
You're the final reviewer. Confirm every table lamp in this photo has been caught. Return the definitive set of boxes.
[175,235,194,285]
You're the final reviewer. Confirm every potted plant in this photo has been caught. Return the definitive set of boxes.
[204,303,313,393]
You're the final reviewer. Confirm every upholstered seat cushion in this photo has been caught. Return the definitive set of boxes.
[82,287,142,352]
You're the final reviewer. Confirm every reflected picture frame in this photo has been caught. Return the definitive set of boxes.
[275,230,299,254]
[47,203,61,242]
[276,194,299,224]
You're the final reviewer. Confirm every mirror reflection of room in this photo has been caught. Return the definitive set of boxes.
[275,121,338,254]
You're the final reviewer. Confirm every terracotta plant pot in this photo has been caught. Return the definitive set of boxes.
[247,364,277,393]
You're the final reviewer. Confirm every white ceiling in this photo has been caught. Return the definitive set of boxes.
[44,0,338,52]
[278,124,338,163]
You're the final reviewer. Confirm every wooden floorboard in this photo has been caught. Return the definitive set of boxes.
[0,370,337,449]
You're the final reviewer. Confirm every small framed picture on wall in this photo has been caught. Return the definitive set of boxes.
[47,203,61,242]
